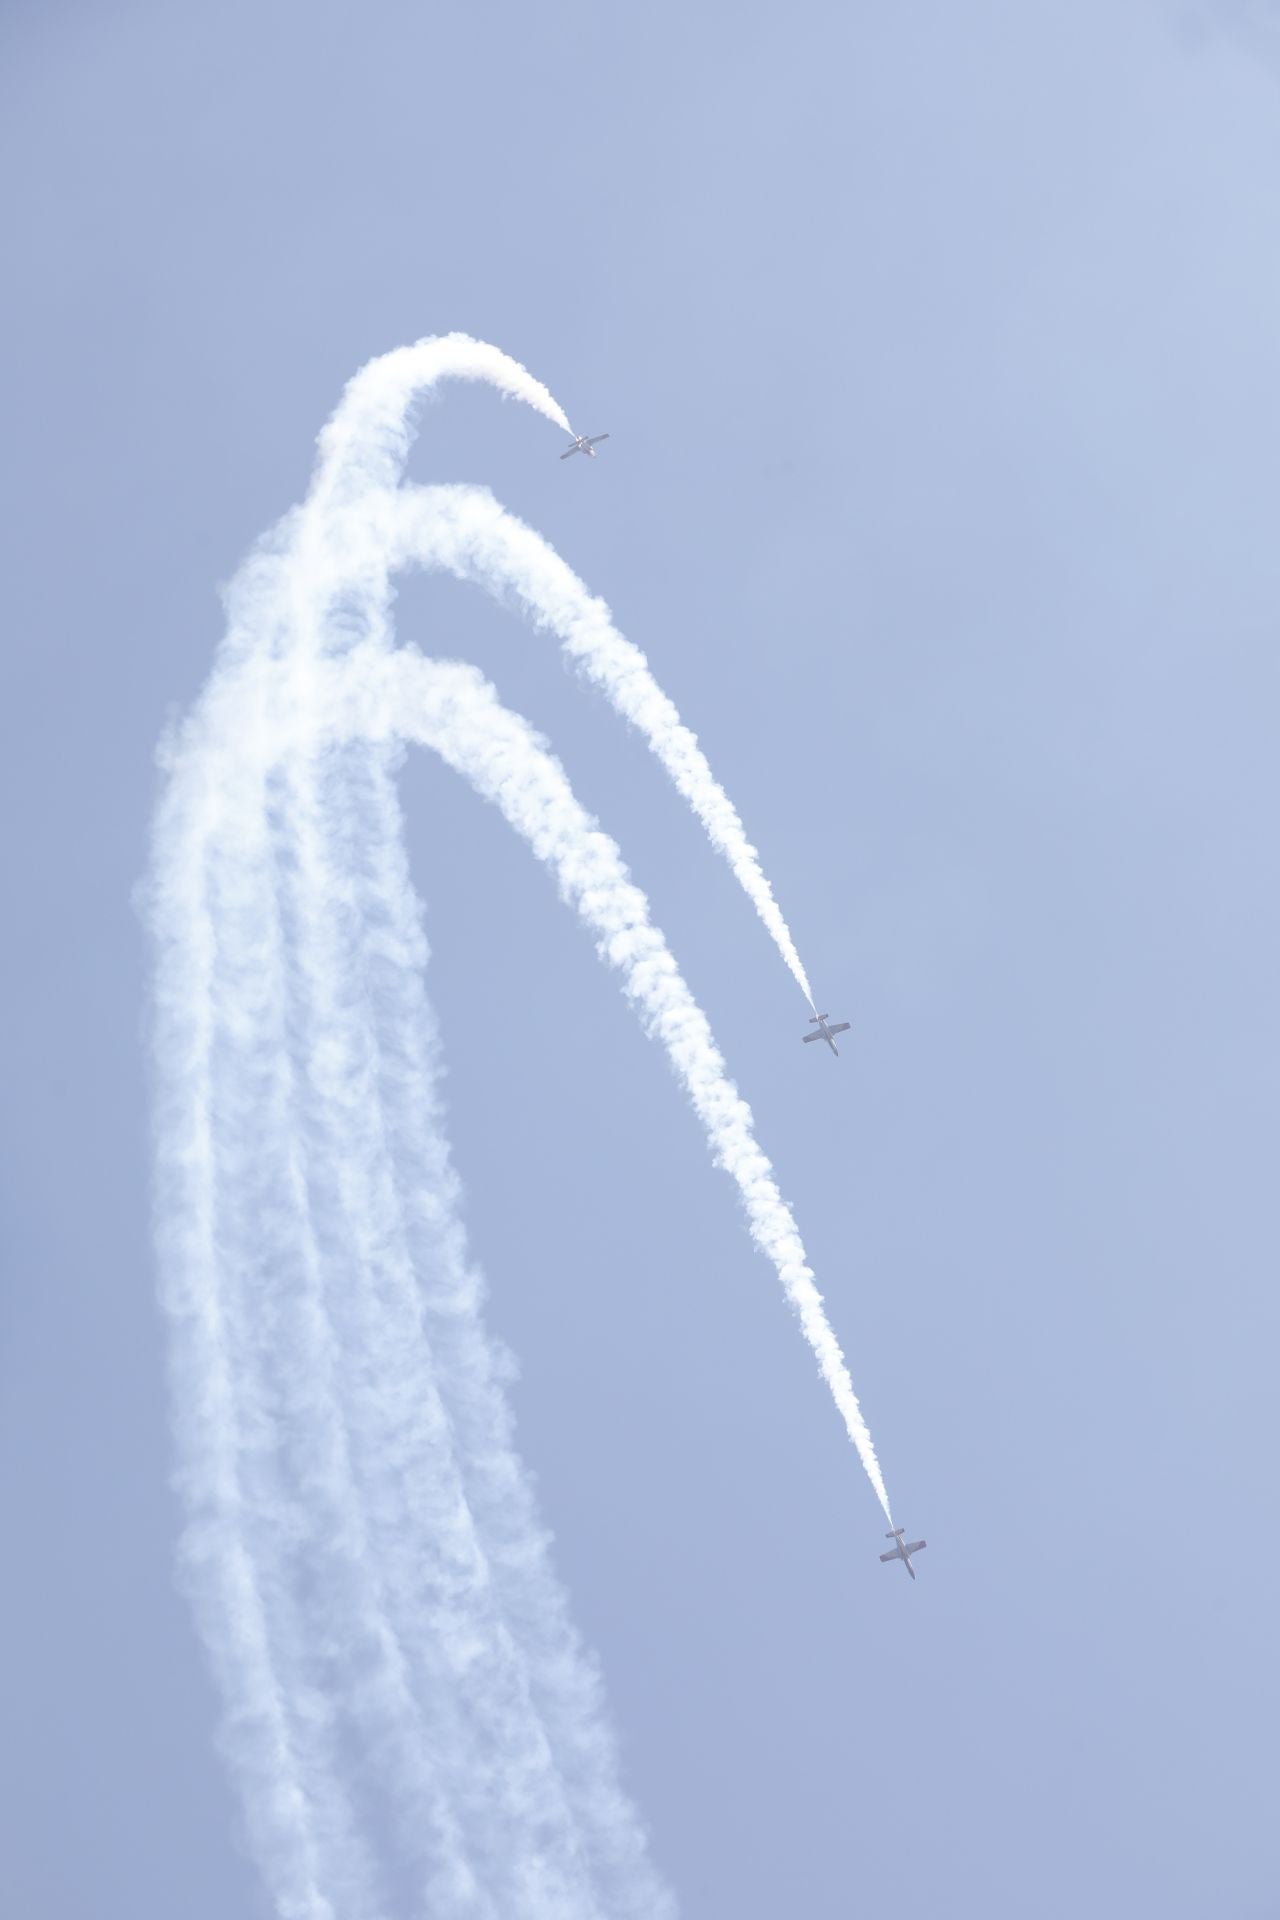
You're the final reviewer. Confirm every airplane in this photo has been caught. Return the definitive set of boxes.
[802,1012,851,1056]
[560,432,610,460]
[879,1528,927,1580]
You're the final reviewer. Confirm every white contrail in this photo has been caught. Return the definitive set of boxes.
[333,647,891,1521]
[152,578,680,1915]
[312,331,572,515]
[151,732,386,1920]
[299,332,817,1006]
[149,335,876,1918]
[382,484,818,1008]
[270,728,674,1920]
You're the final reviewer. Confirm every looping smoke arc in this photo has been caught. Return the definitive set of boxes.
[308,332,815,1008]
[148,334,890,1918]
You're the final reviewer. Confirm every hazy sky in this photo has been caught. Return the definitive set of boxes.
[3,3,1278,1916]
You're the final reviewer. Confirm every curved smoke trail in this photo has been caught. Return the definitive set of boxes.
[335,645,890,1514]
[312,331,573,510]
[149,337,887,1916]
[382,484,817,1008]
[305,332,816,1006]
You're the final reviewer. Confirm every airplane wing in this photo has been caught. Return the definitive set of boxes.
[587,434,610,445]
[802,1031,825,1043]
[829,1023,851,1036]
[560,446,581,459]
[879,1547,902,1563]
[905,1541,926,1556]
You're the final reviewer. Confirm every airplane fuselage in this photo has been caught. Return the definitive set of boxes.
[880,1527,926,1579]
[803,1012,850,1057]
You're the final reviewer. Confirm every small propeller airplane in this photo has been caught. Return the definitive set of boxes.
[802,1012,851,1057]
[561,432,610,459]
[879,1528,927,1580]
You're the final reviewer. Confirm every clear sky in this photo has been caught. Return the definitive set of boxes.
[3,2,1278,1915]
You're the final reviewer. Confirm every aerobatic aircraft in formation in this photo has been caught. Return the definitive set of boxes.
[560,432,610,459]
[559,415,922,1571]
[802,1011,851,1057]
[879,1529,927,1580]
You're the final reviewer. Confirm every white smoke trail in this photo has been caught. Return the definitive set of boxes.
[331,646,891,1521]
[301,741,673,1920]
[149,334,879,1918]
[151,733,386,1920]
[300,331,816,1006]
[382,484,818,1008]
[312,332,572,515]
[288,749,665,1917]
[152,590,679,1916]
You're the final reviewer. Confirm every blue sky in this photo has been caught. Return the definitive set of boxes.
[3,2,1278,1914]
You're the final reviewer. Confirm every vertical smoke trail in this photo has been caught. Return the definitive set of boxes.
[151,732,384,1920]
[151,560,679,1915]
[274,727,673,1919]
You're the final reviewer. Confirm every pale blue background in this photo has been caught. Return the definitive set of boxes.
[2,3,1278,1915]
